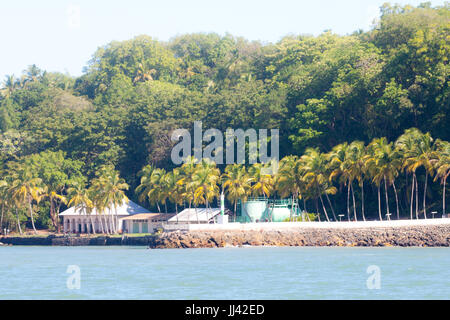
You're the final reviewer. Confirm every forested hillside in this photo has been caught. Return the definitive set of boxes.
[0,3,448,231]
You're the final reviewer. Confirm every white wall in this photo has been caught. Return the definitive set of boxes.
[163,218,450,232]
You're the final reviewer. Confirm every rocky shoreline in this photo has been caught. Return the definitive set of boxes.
[1,224,450,247]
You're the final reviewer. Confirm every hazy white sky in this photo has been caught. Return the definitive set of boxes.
[0,0,446,80]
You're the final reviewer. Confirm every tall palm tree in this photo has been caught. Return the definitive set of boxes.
[276,156,311,220]
[103,168,129,233]
[434,140,450,217]
[301,148,336,222]
[179,156,200,223]
[68,183,95,234]
[166,168,184,217]
[222,164,252,221]
[192,159,221,223]
[248,163,274,199]
[8,164,44,234]
[328,143,351,220]
[43,186,67,233]
[0,180,8,234]
[396,128,421,219]
[136,165,165,213]
[1,75,18,98]
[90,170,114,234]
[397,129,437,219]
[365,138,402,221]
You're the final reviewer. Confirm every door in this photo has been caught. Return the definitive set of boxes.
[132,222,139,233]
[142,222,148,234]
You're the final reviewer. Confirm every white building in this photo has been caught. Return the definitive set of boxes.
[59,200,159,234]
[167,208,226,224]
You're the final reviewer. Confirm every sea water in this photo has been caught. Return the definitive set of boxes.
[0,246,448,299]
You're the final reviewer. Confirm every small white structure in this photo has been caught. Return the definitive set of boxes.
[121,213,175,233]
[59,200,152,233]
[168,208,226,224]
[217,214,228,224]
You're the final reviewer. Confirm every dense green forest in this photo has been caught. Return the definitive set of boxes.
[0,3,449,232]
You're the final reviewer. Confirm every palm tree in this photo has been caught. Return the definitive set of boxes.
[103,168,129,233]
[434,140,450,217]
[222,164,252,221]
[24,64,42,83]
[396,128,421,219]
[0,180,8,234]
[136,165,165,213]
[248,163,274,199]
[328,143,351,221]
[192,159,221,223]
[8,164,44,234]
[44,186,67,233]
[90,171,112,234]
[397,129,437,219]
[276,156,311,220]
[166,168,184,217]
[179,156,200,223]
[1,75,18,98]
[331,142,367,221]
[68,183,95,234]
[301,148,336,222]
[366,138,402,221]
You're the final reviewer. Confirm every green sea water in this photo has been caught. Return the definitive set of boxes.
[0,246,448,300]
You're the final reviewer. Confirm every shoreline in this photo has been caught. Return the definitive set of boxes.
[1,221,450,248]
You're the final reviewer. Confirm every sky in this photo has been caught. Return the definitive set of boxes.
[0,0,446,80]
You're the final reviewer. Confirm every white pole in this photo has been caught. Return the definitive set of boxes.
[220,192,225,216]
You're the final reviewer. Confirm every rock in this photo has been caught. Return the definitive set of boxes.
[147,225,450,249]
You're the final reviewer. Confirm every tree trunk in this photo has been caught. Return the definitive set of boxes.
[405,171,409,211]
[188,199,192,225]
[361,181,366,221]
[16,208,22,235]
[28,199,37,234]
[0,204,4,234]
[99,215,104,234]
[290,195,294,222]
[384,176,390,220]
[410,174,415,220]
[319,195,330,222]
[325,193,337,221]
[378,185,382,221]
[109,208,116,233]
[90,215,96,235]
[114,206,119,233]
[103,215,109,234]
[423,172,428,219]
[156,202,161,213]
[195,206,199,224]
[234,200,237,223]
[304,199,310,222]
[50,198,56,230]
[56,199,63,233]
[393,182,400,220]
[347,182,351,222]
[315,198,320,222]
[351,182,357,221]
[415,174,419,219]
[443,174,447,217]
